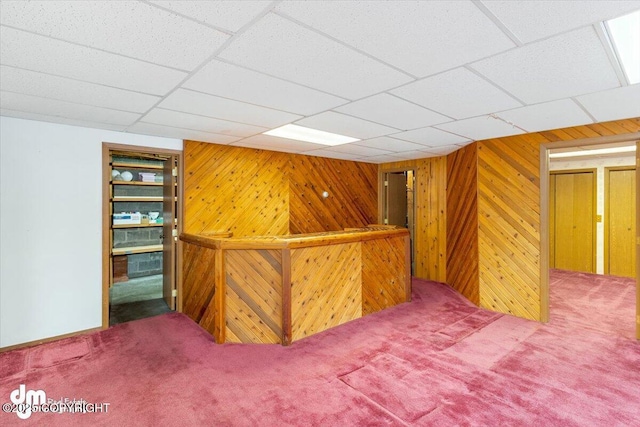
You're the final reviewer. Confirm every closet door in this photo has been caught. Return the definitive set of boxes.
[162,156,177,309]
[606,167,636,278]
[551,170,596,273]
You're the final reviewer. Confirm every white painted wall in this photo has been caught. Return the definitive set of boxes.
[550,155,635,274]
[0,116,182,347]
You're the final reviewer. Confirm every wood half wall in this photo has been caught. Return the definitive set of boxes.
[184,141,377,236]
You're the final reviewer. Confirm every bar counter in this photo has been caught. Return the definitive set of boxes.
[180,226,411,345]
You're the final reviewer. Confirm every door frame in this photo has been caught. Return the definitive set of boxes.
[101,142,184,329]
[549,168,597,273]
[604,166,636,275]
[539,132,640,337]
[378,167,416,274]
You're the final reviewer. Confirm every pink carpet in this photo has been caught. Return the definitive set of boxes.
[1,269,638,426]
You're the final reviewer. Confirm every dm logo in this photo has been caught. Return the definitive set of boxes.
[10,384,46,420]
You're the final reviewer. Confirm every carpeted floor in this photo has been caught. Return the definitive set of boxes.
[1,269,638,426]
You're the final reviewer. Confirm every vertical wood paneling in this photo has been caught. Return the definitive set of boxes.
[184,141,289,237]
[290,243,361,341]
[289,155,378,234]
[362,235,408,315]
[446,143,479,305]
[415,157,447,282]
[378,157,447,282]
[225,249,283,344]
[181,242,217,336]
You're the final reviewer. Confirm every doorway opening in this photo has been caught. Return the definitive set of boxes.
[541,135,639,339]
[102,143,182,327]
[382,170,415,273]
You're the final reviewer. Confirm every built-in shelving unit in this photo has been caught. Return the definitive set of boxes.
[112,244,164,256]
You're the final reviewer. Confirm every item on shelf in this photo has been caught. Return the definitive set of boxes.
[148,211,160,221]
[112,169,120,177]
[154,175,164,183]
[120,171,133,181]
[139,172,156,182]
[113,212,142,225]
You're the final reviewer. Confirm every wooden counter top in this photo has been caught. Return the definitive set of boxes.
[180,225,409,250]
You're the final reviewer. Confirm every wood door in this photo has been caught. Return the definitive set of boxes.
[550,170,596,273]
[386,172,408,227]
[636,141,640,340]
[549,174,556,268]
[606,168,636,278]
[163,156,176,309]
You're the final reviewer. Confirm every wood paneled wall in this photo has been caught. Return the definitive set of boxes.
[184,142,289,236]
[477,138,540,320]
[184,141,377,237]
[379,157,447,282]
[446,143,479,305]
[289,155,378,234]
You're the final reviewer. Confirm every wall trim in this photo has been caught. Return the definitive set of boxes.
[0,327,102,353]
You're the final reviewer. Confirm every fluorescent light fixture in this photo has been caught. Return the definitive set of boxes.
[605,10,640,84]
[264,124,359,146]
[549,145,636,158]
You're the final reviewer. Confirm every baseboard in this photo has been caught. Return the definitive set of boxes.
[0,326,104,353]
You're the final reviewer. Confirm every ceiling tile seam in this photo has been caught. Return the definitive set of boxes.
[0,64,165,99]
[133,120,245,141]
[428,125,478,143]
[593,23,629,86]
[486,113,528,133]
[0,108,129,130]
[472,0,524,47]
[271,9,419,80]
[384,92,457,123]
[293,110,403,134]
[384,129,470,148]
[339,144,395,154]
[178,87,315,117]
[210,57,352,103]
[129,2,282,129]
[463,65,527,107]
[570,97,598,123]
[351,138,433,151]
[140,0,236,36]
[150,106,273,130]
[0,89,147,116]
[0,24,193,74]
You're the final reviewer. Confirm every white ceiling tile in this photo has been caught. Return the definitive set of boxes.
[158,89,301,128]
[481,0,640,43]
[354,137,429,152]
[184,60,348,115]
[0,1,227,70]
[392,127,472,147]
[276,1,515,77]
[231,134,326,153]
[0,108,128,132]
[142,109,267,137]
[392,67,522,119]
[356,153,406,164]
[298,149,361,161]
[149,1,270,32]
[497,99,594,132]
[0,91,140,126]
[323,144,392,157]
[335,94,451,130]
[421,145,466,156]
[576,84,640,122]
[384,150,432,161]
[471,27,621,104]
[0,66,160,113]
[0,27,186,95]
[218,13,412,99]
[435,116,526,141]
[127,122,240,144]
[295,111,399,140]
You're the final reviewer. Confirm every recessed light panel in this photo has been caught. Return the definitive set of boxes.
[605,10,640,84]
[264,124,359,146]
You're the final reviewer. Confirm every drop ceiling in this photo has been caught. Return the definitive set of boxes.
[1,1,639,163]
